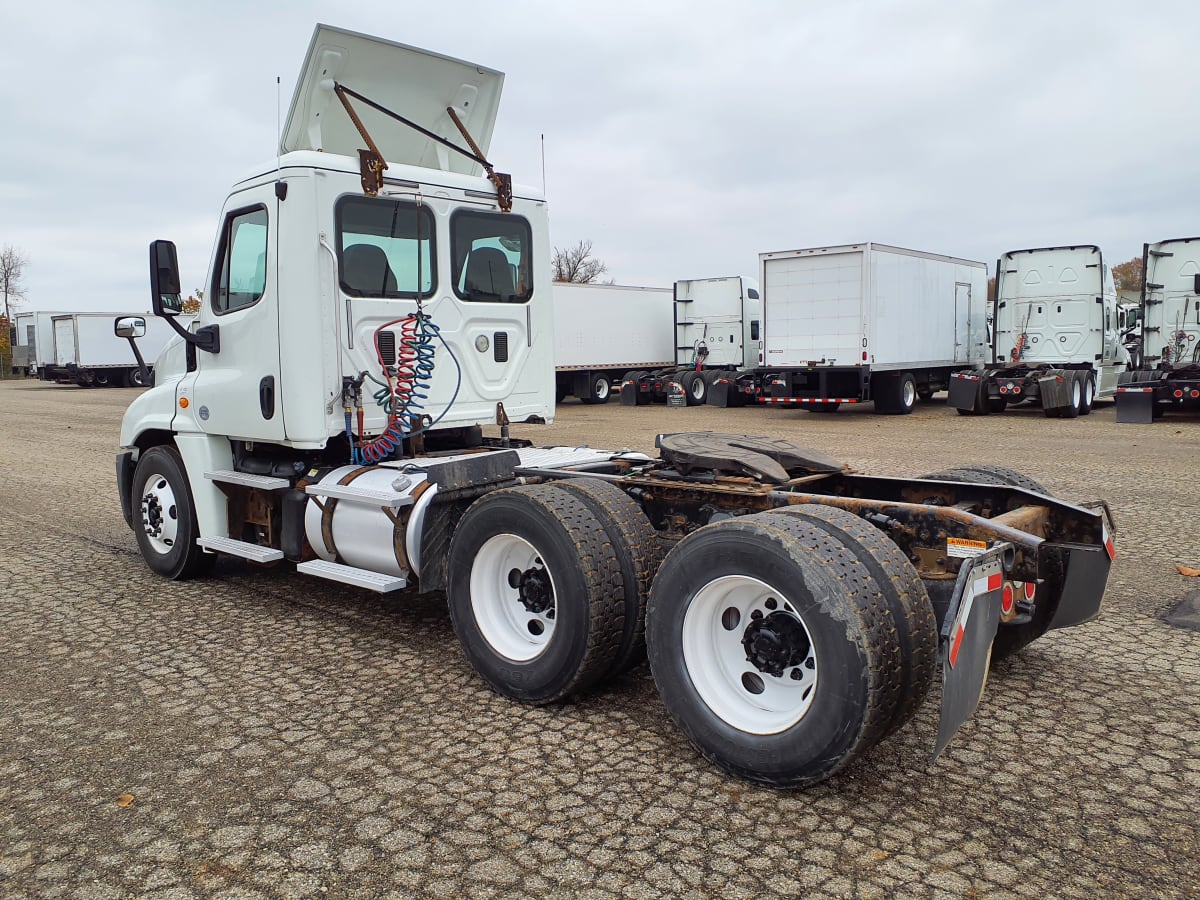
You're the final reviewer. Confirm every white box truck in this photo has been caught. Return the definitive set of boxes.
[552,282,673,404]
[1116,236,1200,422]
[45,312,190,387]
[949,245,1128,418]
[114,24,1115,788]
[10,310,63,377]
[712,244,987,412]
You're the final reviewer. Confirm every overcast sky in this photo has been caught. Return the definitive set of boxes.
[2,0,1197,312]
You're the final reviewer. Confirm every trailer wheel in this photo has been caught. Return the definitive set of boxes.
[766,506,937,739]
[447,485,624,704]
[646,513,903,787]
[1079,374,1096,415]
[552,478,664,676]
[132,446,214,580]
[681,370,708,406]
[580,373,612,405]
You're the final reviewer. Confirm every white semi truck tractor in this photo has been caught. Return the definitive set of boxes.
[950,245,1128,418]
[116,25,1117,788]
[1116,236,1200,423]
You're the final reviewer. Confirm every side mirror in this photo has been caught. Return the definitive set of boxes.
[114,316,146,339]
[149,240,184,316]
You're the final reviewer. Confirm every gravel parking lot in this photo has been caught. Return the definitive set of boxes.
[1,379,1198,898]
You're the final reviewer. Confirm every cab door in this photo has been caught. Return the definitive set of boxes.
[189,188,285,441]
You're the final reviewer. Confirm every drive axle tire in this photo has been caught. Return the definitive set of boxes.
[447,485,624,704]
[132,445,213,581]
[1079,374,1096,415]
[646,513,904,788]
[681,370,708,406]
[552,478,665,677]
[769,505,937,739]
[918,465,1055,661]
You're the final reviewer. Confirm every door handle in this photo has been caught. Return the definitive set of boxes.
[259,376,276,420]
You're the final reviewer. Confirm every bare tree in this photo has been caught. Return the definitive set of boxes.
[1111,256,1144,293]
[552,240,609,283]
[1,244,29,320]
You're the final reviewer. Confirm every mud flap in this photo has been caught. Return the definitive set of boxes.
[933,545,1009,760]
[948,372,983,412]
[1115,388,1155,423]
[707,379,732,407]
[1038,371,1072,410]
[1048,539,1113,630]
[619,381,639,406]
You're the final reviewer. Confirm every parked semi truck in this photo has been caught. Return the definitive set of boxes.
[709,244,988,413]
[116,25,1115,788]
[552,282,673,404]
[42,312,191,387]
[621,275,760,406]
[1116,236,1200,422]
[949,246,1128,418]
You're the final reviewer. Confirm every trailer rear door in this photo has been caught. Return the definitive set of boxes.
[762,250,864,368]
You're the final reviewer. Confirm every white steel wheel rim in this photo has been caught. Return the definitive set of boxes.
[1085,378,1095,406]
[471,534,557,661]
[1071,378,1081,407]
[689,376,706,400]
[681,575,818,735]
[902,379,916,408]
[594,377,610,401]
[139,473,179,555]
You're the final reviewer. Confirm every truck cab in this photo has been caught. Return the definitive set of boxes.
[120,25,553,545]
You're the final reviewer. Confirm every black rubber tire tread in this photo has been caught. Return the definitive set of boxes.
[1079,374,1095,416]
[767,505,937,739]
[681,370,707,406]
[550,478,665,676]
[580,373,611,405]
[918,464,1049,496]
[447,484,625,705]
[132,445,214,581]
[125,367,149,388]
[1061,372,1082,419]
[646,513,904,788]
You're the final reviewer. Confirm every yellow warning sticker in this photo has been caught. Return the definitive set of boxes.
[947,537,988,559]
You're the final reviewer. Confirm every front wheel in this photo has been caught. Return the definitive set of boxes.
[124,367,149,388]
[447,486,625,704]
[132,446,212,580]
[647,513,904,787]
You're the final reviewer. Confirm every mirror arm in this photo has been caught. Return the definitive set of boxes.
[163,316,220,354]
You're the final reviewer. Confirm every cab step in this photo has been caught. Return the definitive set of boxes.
[196,536,284,563]
[296,560,408,593]
[205,470,292,490]
[305,482,413,509]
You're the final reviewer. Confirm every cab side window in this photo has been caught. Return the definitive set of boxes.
[213,206,268,314]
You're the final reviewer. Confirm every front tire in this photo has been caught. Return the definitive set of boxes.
[132,446,212,580]
[580,373,612,405]
[447,486,624,704]
[646,513,904,787]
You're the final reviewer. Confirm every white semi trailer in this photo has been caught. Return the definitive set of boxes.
[43,312,191,387]
[1116,236,1200,422]
[710,244,988,412]
[621,275,760,406]
[552,282,673,404]
[115,25,1116,788]
[949,246,1128,418]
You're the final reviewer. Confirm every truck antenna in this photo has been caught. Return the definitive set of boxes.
[541,133,546,195]
[276,76,282,178]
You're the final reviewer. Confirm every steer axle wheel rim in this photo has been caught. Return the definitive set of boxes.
[471,533,558,661]
[682,575,818,735]
[140,474,179,555]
